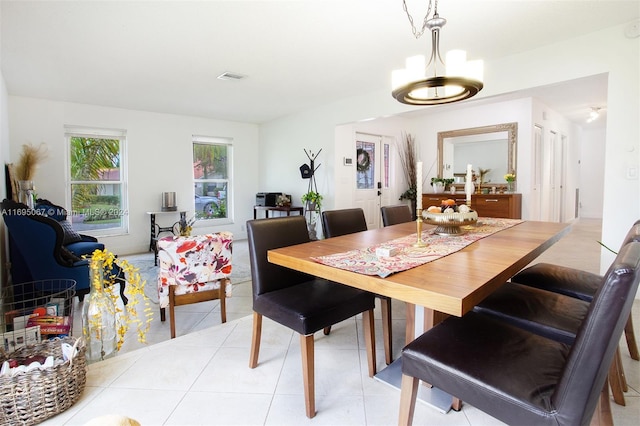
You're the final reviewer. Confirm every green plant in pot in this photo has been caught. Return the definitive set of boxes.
[301,191,323,211]
[431,177,454,193]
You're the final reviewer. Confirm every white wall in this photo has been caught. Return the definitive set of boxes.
[579,127,606,219]
[1,64,10,289]
[7,97,260,255]
[260,22,639,279]
[334,115,413,210]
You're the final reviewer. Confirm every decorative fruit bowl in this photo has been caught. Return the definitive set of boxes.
[422,199,478,235]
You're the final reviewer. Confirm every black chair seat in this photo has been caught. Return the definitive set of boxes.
[399,242,640,425]
[512,262,601,302]
[473,282,589,345]
[511,220,640,362]
[402,312,571,425]
[247,215,377,418]
[253,277,375,336]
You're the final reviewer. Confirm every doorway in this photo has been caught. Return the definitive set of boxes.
[353,133,394,229]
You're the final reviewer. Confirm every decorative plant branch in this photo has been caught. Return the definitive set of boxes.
[89,249,153,349]
[398,132,418,201]
[478,168,491,185]
[598,241,617,254]
[15,143,48,181]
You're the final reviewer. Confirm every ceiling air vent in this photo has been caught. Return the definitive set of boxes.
[217,72,247,81]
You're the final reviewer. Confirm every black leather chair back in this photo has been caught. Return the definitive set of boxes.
[380,205,412,227]
[512,219,640,301]
[620,219,640,247]
[246,216,313,299]
[553,241,640,423]
[322,208,367,238]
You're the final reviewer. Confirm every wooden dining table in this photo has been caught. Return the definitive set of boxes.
[268,220,570,337]
[267,219,571,413]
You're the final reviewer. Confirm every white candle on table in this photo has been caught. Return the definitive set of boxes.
[416,161,423,211]
[465,163,473,203]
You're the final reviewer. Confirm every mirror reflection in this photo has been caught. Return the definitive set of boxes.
[437,122,517,187]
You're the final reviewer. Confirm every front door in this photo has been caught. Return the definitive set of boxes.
[353,133,394,229]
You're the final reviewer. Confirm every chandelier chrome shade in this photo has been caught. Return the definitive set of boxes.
[392,1,484,105]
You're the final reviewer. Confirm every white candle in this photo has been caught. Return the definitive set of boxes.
[465,163,473,203]
[416,161,423,211]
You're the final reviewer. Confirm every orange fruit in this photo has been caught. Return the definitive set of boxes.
[442,199,456,206]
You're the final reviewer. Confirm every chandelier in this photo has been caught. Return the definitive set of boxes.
[392,0,484,105]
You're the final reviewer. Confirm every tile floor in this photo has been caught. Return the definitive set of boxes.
[48,218,639,425]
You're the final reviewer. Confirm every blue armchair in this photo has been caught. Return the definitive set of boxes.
[1,198,107,301]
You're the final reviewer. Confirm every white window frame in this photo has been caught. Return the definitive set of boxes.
[192,135,233,224]
[64,125,129,237]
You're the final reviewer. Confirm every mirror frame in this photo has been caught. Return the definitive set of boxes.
[437,122,518,179]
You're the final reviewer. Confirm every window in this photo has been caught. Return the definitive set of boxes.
[65,126,127,235]
[193,136,232,221]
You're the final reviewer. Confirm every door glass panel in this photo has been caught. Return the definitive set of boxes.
[356,141,375,189]
[383,143,390,188]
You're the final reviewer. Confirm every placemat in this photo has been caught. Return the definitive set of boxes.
[312,218,523,278]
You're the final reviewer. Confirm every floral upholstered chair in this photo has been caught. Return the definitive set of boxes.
[157,232,232,338]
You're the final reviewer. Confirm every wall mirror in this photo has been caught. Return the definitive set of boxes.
[437,122,517,186]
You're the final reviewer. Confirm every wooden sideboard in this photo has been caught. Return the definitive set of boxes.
[422,193,522,219]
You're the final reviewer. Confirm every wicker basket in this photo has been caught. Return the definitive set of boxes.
[0,337,87,425]
[2,279,76,352]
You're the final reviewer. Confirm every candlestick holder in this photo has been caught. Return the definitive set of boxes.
[414,209,427,247]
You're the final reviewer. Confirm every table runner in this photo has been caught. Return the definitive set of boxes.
[312,218,523,278]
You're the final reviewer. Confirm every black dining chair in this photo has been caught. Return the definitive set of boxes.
[321,208,394,364]
[380,204,412,227]
[246,215,376,418]
[399,241,640,426]
[510,219,640,362]
[470,221,640,406]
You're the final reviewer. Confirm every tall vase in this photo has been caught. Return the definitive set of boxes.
[507,181,515,193]
[82,260,117,363]
[17,180,35,209]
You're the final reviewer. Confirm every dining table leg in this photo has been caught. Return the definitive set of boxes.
[374,303,457,414]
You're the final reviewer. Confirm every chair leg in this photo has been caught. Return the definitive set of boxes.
[362,309,377,377]
[624,312,639,360]
[452,398,463,411]
[590,381,614,426]
[398,374,419,426]
[608,349,626,406]
[323,326,331,335]
[380,297,393,365]
[169,285,177,339]
[249,312,262,369]
[300,334,315,418]
[219,279,227,323]
[160,307,166,322]
[616,347,628,392]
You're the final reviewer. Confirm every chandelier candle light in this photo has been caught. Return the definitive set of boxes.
[414,161,426,247]
[392,0,483,105]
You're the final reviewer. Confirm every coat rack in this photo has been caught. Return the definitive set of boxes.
[301,149,321,239]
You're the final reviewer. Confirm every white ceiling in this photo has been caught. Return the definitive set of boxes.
[2,1,638,126]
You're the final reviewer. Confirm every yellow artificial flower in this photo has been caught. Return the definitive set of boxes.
[87,249,153,351]
[504,173,516,182]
